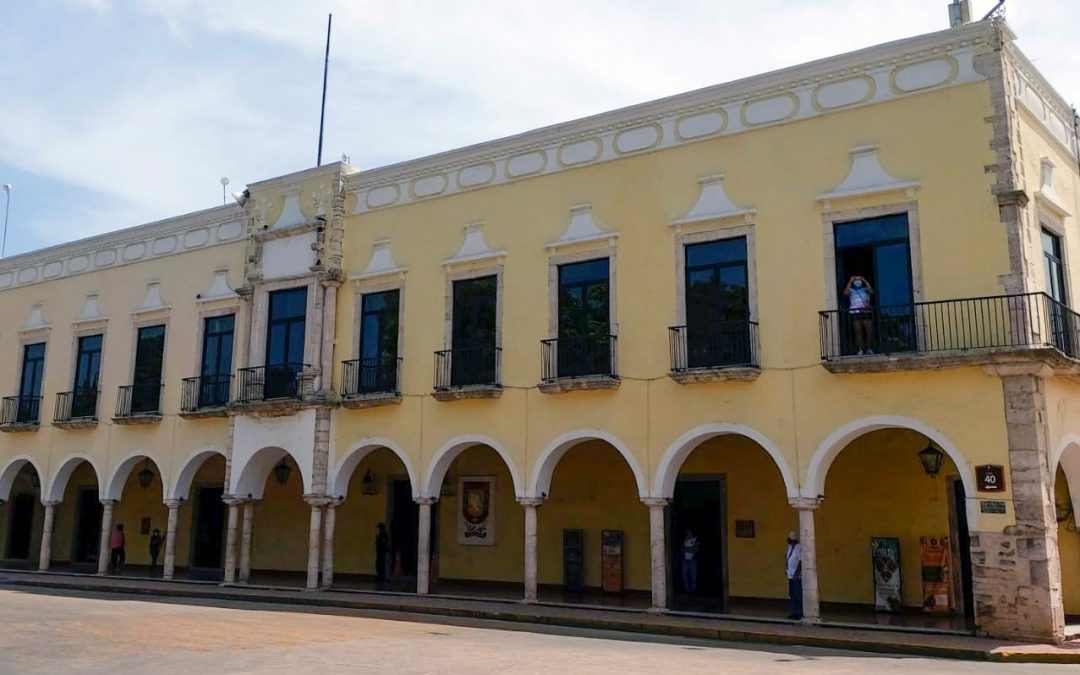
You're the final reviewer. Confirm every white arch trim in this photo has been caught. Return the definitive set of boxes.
[233,446,307,499]
[422,434,524,499]
[169,446,228,501]
[0,455,46,501]
[528,429,648,500]
[44,454,103,503]
[805,415,978,524]
[652,424,798,500]
[103,452,167,501]
[332,438,419,500]
[1051,435,1080,521]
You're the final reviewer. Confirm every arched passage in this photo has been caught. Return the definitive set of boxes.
[47,456,102,571]
[1052,437,1080,622]
[241,448,308,586]
[105,454,167,575]
[529,430,647,500]
[423,435,523,500]
[330,439,420,591]
[172,449,228,578]
[814,423,974,630]
[0,457,43,566]
[653,424,798,615]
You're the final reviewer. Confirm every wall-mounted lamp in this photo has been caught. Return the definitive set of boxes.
[273,459,292,486]
[918,443,945,477]
[137,459,155,489]
[360,469,377,496]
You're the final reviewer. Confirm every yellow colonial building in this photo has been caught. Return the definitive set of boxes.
[2,17,1079,642]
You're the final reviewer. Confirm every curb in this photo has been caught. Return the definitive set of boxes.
[4,576,1078,665]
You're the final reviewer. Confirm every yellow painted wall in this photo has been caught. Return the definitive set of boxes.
[52,461,99,563]
[173,454,226,569]
[0,464,43,560]
[818,429,958,608]
[1056,466,1080,617]
[333,447,408,575]
[250,456,308,572]
[112,459,168,566]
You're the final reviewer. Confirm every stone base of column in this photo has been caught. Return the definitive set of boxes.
[970,529,1065,642]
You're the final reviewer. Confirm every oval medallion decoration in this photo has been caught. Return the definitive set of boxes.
[614,124,661,154]
[366,185,400,209]
[17,267,38,284]
[458,163,496,188]
[96,250,117,266]
[43,261,63,278]
[0,272,12,288]
[67,256,89,273]
[559,138,602,166]
[813,76,875,111]
[675,111,726,140]
[122,243,146,261]
[413,174,448,198]
[891,57,957,93]
[184,228,210,248]
[217,221,244,240]
[742,93,799,126]
[506,151,546,178]
[152,236,177,255]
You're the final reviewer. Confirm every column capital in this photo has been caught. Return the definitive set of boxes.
[222,495,251,506]
[788,497,823,511]
[302,494,333,507]
[517,497,545,507]
[99,499,118,507]
[41,499,61,507]
[164,499,184,509]
[415,497,438,506]
[641,497,669,508]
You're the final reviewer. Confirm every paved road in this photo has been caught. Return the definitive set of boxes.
[0,587,1071,674]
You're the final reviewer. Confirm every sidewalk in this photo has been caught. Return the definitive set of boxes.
[2,570,1078,664]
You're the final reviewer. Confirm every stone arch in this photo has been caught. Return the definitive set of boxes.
[528,429,648,500]
[103,452,165,501]
[422,435,524,499]
[232,446,306,499]
[1052,435,1080,519]
[0,455,46,501]
[44,454,103,503]
[652,423,798,500]
[806,415,978,523]
[332,438,418,500]
[169,446,228,502]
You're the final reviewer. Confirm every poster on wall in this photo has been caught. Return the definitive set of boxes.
[458,476,496,546]
[871,537,902,612]
[920,536,952,615]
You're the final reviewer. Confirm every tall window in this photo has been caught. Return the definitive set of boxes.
[132,325,165,414]
[200,314,234,406]
[72,334,102,418]
[358,290,399,393]
[1042,229,1071,353]
[557,258,611,377]
[265,287,307,398]
[684,238,750,367]
[450,276,497,386]
[17,343,45,422]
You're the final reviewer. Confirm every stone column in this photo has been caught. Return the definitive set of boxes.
[303,495,328,590]
[416,498,437,595]
[518,498,544,602]
[163,499,182,581]
[321,499,341,589]
[642,498,669,611]
[96,500,117,575]
[320,282,339,397]
[222,498,241,584]
[38,501,58,571]
[790,497,822,623]
[239,500,256,583]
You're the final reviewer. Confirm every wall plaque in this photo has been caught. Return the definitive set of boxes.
[980,500,1007,514]
[976,465,1005,492]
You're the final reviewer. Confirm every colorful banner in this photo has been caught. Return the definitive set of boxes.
[920,536,951,614]
[871,537,902,612]
[458,476,496,546]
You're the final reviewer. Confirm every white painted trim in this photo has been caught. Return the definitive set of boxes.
[0,455,46,501]
[817,145,919,205]
[1051,435,1080,521]
[527,429,648,500]
[443,221,506,268]
[169,446,228,502]
[331,437,419,500]
[422,434,524,499]
[232,446,307,499]
[546,204,617,250]
[670,175,756,226]
[352,238,407,282]
[103,452,162,502]
[44,453,104,503]
[651,423,798,499]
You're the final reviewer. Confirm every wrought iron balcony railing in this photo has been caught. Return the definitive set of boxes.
[434,347,501,389]
[54,389,99,423]
[669,321,759,372]
[181,375,233,412]
[818,292,1080,361]
[236,363,309,403]
[341,357,401,397]
[541,335,618,381]
[115,383,164,418]
[0,395,42,426]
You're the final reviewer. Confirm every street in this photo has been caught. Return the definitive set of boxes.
[0,587,1071,674]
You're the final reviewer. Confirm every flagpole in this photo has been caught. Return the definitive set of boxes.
[317,13,332,166]
[1,184,11,258]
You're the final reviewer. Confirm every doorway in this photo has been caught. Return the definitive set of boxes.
[670,476,728,611]
[7,494,35,559]
[73,487,103,564]
[387,479,418,578]
[947,478,975,624]
[191,486,225,572]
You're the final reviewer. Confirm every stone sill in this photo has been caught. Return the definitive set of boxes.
[669,367,760,384]
[229,397,312,417]
[341,392,402,409]
[53,419,98,430]
[432,385,503,401]
[822,346,1080,377]
[538,375,620,394]
[0,423,40,433]
[112,414,163,425]
[178,407,230,420]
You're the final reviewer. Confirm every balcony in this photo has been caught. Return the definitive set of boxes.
[669,321,760,383]
[0,396,42,432]
[341,357,402,408]
[179,375,232,419]
[539,335,619,393]
[433,347,502,401]
[54,389,99,428]
[234,364,311,412]
[818,292,1080,374]
[113,383,164,424]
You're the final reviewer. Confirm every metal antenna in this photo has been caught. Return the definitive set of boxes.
[317,13,332,166]
[1,183,11,258]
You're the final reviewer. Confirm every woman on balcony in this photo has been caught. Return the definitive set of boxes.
[844,275,874,355]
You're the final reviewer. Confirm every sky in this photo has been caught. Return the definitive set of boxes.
[0,0,1077,258]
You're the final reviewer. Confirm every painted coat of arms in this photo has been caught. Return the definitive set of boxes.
[458,476,495,546]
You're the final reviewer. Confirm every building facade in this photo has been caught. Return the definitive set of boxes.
[1,18,1079,642]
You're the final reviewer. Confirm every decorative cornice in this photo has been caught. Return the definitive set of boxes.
[443,221,505,267]
[670,174,756,227]
[1006,44,1077,160]
[817,145,919,205]
[547,204,617,250]
[346,21,993,214]
[196,269,239,304]
[351,238,407,281]
[132,282,170,317]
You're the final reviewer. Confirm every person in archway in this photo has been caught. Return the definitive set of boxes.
[148,528,163,571]
[844,274,874,355]
[375,523,388,586]
[109,523,126,574]
[682,529,700,596]
[786,530,803,620]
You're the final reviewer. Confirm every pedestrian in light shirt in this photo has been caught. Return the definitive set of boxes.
[786,530,803,620]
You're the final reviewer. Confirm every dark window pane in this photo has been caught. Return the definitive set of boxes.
[266,288,307,367]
